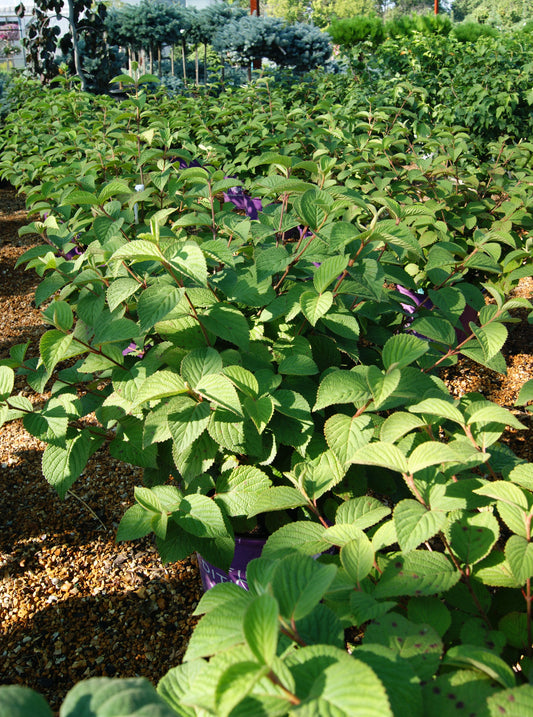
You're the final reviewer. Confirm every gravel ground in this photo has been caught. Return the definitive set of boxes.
[0,186,531,712]
[0,187,202,713]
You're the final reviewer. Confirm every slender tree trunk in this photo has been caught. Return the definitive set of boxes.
[170,45,174,76]
[67,0,86,91]
[195,45,199,86]
[181,38,187,86]
[149,46,153,74]
[204,43,207,84]
[158,45,162,77]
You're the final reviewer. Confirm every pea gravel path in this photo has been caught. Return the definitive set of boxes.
[0,185,531,713]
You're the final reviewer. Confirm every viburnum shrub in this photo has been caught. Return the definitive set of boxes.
[0,66,532,714]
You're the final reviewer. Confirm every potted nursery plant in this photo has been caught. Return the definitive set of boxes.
[0,155,529,587]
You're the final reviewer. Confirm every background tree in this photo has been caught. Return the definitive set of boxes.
[17,0,107,90]
[452,0,530,26]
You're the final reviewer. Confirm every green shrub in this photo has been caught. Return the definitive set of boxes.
[327,14,385,49]
[452,21,499,42]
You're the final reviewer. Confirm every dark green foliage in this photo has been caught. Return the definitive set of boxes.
[385,12,452,38]
[452,21,500,42]
[327,14,385,49]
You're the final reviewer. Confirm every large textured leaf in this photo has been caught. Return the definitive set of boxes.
[247,487,308,517]
[60,676,176,717]
[366,366,401,410]
[215,661,269,716]
[168,399,211,453]
[111,239,165,263]
[137,284,183,332]
[505,535,533,584]
[446,511,500,566]
[215,466,272,516]
[300,290,333,326]
[202,304,250,349]
[294,657,393,716]
[393,500,447,553]
[375,551,460,598]
[350,442,409,474]
[313,256,348,294]
[39,330,75,374]
[353,645,423,717]
[0,366,14,401]
[106,277,140,312]
[324,414,374,465]
[243,594,279,666]
[262,522,328,559]
[157,661,208,717]
[42,431,93,499]
[382,334,429,371]
[244,395,274,434]
[314,370,370,411]
[408,397,465,426]
[133,371,187,407]
[167,241,208,286]
[185,592,252,660]
[196,374,243,415]
[272,554,337,621]
[181,347,222,389]
[423,669,497,717]
[0,685,53,717]
[336,496,391,530]
[176,494,228,539]
[407,441,458,474]
[443,646,515,688]
[363,614,442,681]
[470,322,508,361]
[467,403,525,431]
[488,685,533,717]
[340,534,374,583]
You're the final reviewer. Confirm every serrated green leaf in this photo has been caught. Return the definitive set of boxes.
[278,353,318,375]
[137,283,183,332]
[407,441,458,474]
[313,256,349,294]
[324,414,374,465]
[244,395,274,434]
[443,645,515,688]
[470,322,508,361]
[314,370,370,411]
[516,379,533,407]
[39,330,75,374]
[196,374,242,415]
[350,442,409,474]
[336,496,391,530]
[202,304,249,349]
[243,594,279,666]
[505,535,533,583]
[41,432,93,499]
[168,399,211,453]
[106,277,140,312]
[380,412,426,443]
[423,668,498,717]
[98,179,131,202]
[223,365,259,398]
[393,500,447,552]
[364,613,442,682]
[300,290,333,326]
[375,551,460,598]
[0,685,54,717]
[407,596,451,638]
[116,504,153,542]
[382,334,429,371]
[215,466,272,516]
[247,487,308,517]
[262,522,328,559]
[272,554,337,621]
[133,371,188,408]
[0,366,14,401]
[408,397,465,425]
[488,685,533,717]
[110,239,165,263]
[473,551,522,588]
[340,534,374,583]
[473,481,528,508]
[447,510,500,566]
[215,661,269,717]
[168,241,208,287]
[177,494,228,539]
[467,402,525,430]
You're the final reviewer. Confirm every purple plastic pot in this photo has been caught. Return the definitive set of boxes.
[196,535,266,591]
[396,285,479,342]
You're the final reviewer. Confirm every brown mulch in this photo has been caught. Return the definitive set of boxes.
[0,185,532,712]
[0,187,202,713]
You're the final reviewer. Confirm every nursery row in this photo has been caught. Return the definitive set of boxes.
[0,65,533,715]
